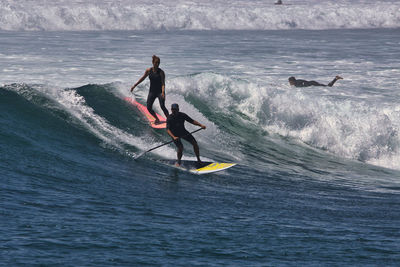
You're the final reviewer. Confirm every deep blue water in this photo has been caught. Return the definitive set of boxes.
[1,82,400,266]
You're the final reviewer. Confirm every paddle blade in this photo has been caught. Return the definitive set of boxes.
[134,151,146,160]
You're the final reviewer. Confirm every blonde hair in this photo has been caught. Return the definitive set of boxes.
[152,55,160,64]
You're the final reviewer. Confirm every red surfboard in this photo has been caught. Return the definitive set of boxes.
[124,97,166,129]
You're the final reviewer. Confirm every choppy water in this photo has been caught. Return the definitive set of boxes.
[1,0,400,266]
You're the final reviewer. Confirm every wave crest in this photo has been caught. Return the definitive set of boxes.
[1,0,400,31]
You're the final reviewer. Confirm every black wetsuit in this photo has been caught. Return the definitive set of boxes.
[147,68,169,118]
[167,112,196,147]
[293,77,339,87]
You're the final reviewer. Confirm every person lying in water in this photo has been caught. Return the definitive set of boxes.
[288,76,343,87]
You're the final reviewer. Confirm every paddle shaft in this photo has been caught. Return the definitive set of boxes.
[135,128,204,159]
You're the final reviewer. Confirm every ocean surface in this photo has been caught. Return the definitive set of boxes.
[1,0,400,266]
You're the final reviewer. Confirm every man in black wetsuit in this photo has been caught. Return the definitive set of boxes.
[130,55,169,124]
[166,103,206,166]
[289,75,343,87]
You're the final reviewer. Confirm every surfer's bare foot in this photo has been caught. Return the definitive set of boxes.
[336,75,343,80]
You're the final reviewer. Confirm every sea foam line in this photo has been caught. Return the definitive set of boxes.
[1,0,400,31]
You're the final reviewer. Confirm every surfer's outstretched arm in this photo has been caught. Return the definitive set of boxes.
[130,68,150,92]
[191,120,206,129]
[327,75,343,87]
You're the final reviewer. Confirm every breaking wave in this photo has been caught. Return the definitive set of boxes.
[1,0,400,31]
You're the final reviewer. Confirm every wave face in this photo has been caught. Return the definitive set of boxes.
[2,80,400,175]
[1,0,400,31]
[1,28,399,172]
[2,83,400,267]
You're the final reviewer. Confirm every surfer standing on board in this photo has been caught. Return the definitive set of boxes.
[130,55,169,124]
[289,76,343,87]
[167,103,206,167]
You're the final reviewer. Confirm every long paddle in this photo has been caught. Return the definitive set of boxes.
[134,128,204,160]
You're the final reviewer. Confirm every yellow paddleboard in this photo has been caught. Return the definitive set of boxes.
[159,160,236,174]
[192,162,237,174]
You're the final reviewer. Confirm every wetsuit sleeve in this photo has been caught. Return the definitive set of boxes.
[166,116,171,130]
[182,113,194,123]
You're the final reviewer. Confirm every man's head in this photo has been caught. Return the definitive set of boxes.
[171,103,179,114]
[288,76,296,85]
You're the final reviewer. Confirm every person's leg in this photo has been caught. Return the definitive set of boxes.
[309,81,326,86]
[157,94,169,118]
[183,134,201,163]
[177,146,183,166]
[174,139,183,166]
[328,76,343,87]
[146,93,159,122]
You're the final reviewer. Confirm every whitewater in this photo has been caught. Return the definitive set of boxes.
[1,0,400,31]
[1,0,400,266]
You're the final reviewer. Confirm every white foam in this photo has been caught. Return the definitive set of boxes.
[262,88,400,170]
[167,72,400,171]
[1,0,400,31]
